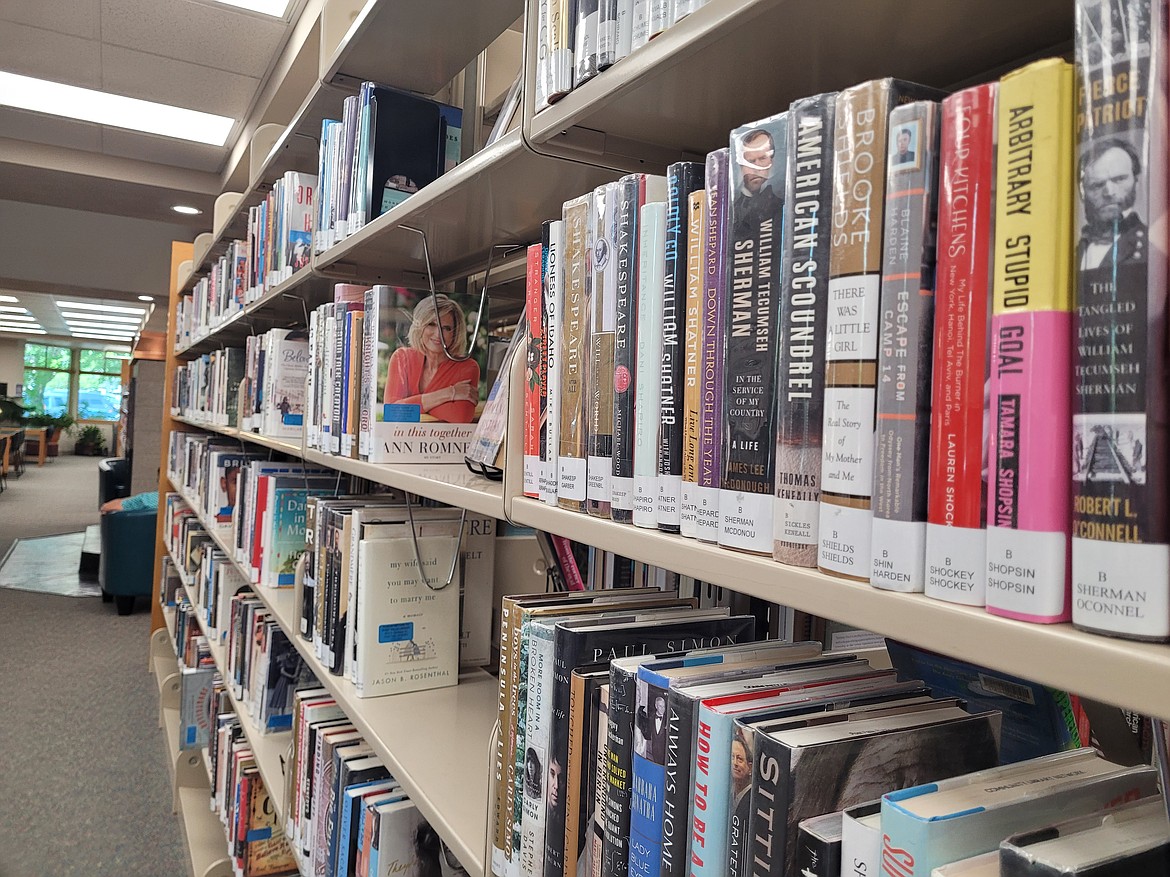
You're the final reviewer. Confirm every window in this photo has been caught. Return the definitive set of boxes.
[22,344,127,421]
[22,343,72,416]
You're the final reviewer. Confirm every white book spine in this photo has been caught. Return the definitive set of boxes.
[550,0,574,99]
[633,202,666,529]
[518,625,554,877]
[1072,539,1170,639]
[718,488,773,554]
[631,0,650,48]
[871,518,927,592]
[985,526,1070,622]
[840,809,881,877]
[680,482,698,538]
[535,0,551,111]
[648,0,670,37]
[695,484,720,543]
[615,0,633,61]
[924,523,987,606]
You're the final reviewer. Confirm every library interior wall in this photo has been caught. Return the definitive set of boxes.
[0,338,21,394]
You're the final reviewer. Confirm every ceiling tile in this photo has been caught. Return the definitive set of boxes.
[100,128,227,174]
[0,23,102,88]
[101,44,260,120]
[0,0,102,40]
[0,108,104,154]
[100,0,288,79]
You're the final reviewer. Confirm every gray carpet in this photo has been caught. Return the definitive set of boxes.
[0,456,188,876]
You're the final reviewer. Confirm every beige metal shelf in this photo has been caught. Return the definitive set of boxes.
[509,497,1170,719]
[247,585,497,877]
[176,785,234,877]
[525,0,1071,167]
[313,128,617,285]
[321,0,521,94]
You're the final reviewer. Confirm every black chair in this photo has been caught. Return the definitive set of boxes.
[98,457,131,506]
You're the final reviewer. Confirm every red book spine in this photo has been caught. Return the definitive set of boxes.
[923,83,997,606]
[250,475,269,582]
[524,243,544,498]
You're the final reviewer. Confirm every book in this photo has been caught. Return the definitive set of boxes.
[588,182,619,518]
[526,242,547,498]
[923,82,998,606]
[588,685,610,877]
[549,0,575,103]
[985,59,1076,623]
[262,329,310,438]
[794,811,843,877]
[545,220,565,506]
[753,702,1002,877]
[870,99,943,592]
[999,795,1170,877]
[680,186,708,539]
[880,750,1159,877]
[771,91,836,566]
[362,285,488,464]
[372,799,443,877]
[719,112,788,555]
[352,527,461,697]
[563,665,610,877]
[659,162,706,534]
[1070,0,1170,640]
[576,0,600,84]
[696,149,729,543]
[560,193,593,511]
[841,800,882,877]
[633,201,666,529]
[931,853,999,876]
[819,78,945,580]
[519,620,558,877]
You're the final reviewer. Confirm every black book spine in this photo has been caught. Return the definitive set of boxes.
[793,826,840,877]
[659,689,697,877]
[610,174,642,523]
[659,162,706,534]
[747,731,790,877]
[601,663,639,877]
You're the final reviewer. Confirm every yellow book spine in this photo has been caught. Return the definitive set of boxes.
[993,58,1076,315]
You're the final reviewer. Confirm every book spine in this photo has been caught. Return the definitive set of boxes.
[746,732,787,877]
[697,149,729,543]
[681,188,708,539]
[819,79,897,582]
[589,183,618,518]
[688,708,736,877]
[986,59,1075,624]
[726,725,755,877]
[870,100,943,592]
[519,625,555,877]
[719,113,788,554]
[597,0,617,69]
[589,687,610,877]
[544,221,564,506]
[525,243,545,498]
[627,674,672,877]
[1071,0,1170,640]
[793,827,840,877]
[634,202,667,529]
[576,0,599,84]
[562,674,591,877]
[611,175,643,522]
[550,0,575,102]
[600,664,638,877]
[924,83,997,607]
[660,163,706,534]
[773,92,836,567]
[560,194,593,511]
[505,608,533,877]
[658,690,696,877]
[840,806,881,877]
[536,0,551,111]
[492,600,514,876]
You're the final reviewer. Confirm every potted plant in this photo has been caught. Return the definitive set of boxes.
[75,424,106,456]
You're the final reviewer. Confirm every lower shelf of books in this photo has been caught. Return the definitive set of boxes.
[509,497,1170,719]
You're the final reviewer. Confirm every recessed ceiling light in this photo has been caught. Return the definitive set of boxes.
[172,205,203,216]
[138,295,155,302]
[0,72,234,146]
[66,324,137,334]
[58,302,146,315]
[72,331,138,341]
[0,313,37,322]
[0,305,30,313]
[60,318,143,327]
[212,0,291,16]
[0,295,18,303]
[0,325,45,334]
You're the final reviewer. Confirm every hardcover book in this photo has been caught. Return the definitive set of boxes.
[633,201,666,529]
[924,83,997,607]
[526,242,547,498]
[680,186,708,539]
[986,59,1076,623]
[795,811,843,877]
[361,285,488,464]
[773,92,836,567]
[696,150,729,543]
[719,112,788,555]
[1071,0,1170,641]
[544,221,565,506]
[819,78,946,581]
[841,800,882,877]
[560,193,593,511]
[659,163,706,534]
[589,183,619,518]
[880,751,1158,877]
[563,665,610,877]
[870,99,943,592]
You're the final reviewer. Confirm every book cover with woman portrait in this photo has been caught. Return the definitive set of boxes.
[361,285,489,463]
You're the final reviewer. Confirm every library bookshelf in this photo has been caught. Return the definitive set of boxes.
[153,0,1168,874]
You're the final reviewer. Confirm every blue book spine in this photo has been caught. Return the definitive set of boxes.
[689,706,735,877]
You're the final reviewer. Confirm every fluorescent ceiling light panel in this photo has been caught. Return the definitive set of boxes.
[71,331,137,341]
[0,324,44,332]
[0,306,31,313]
[60,318,143,327]
[0,314,37,322]
[58,302,146,315]
[67,325,137,335]
[213,0,291,16]
[0,72,234,146]
[0,295,18,302]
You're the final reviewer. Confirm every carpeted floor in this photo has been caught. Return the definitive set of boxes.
[0,456,187,876]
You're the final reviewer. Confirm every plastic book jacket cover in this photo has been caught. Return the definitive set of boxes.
[365,286,490,464]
